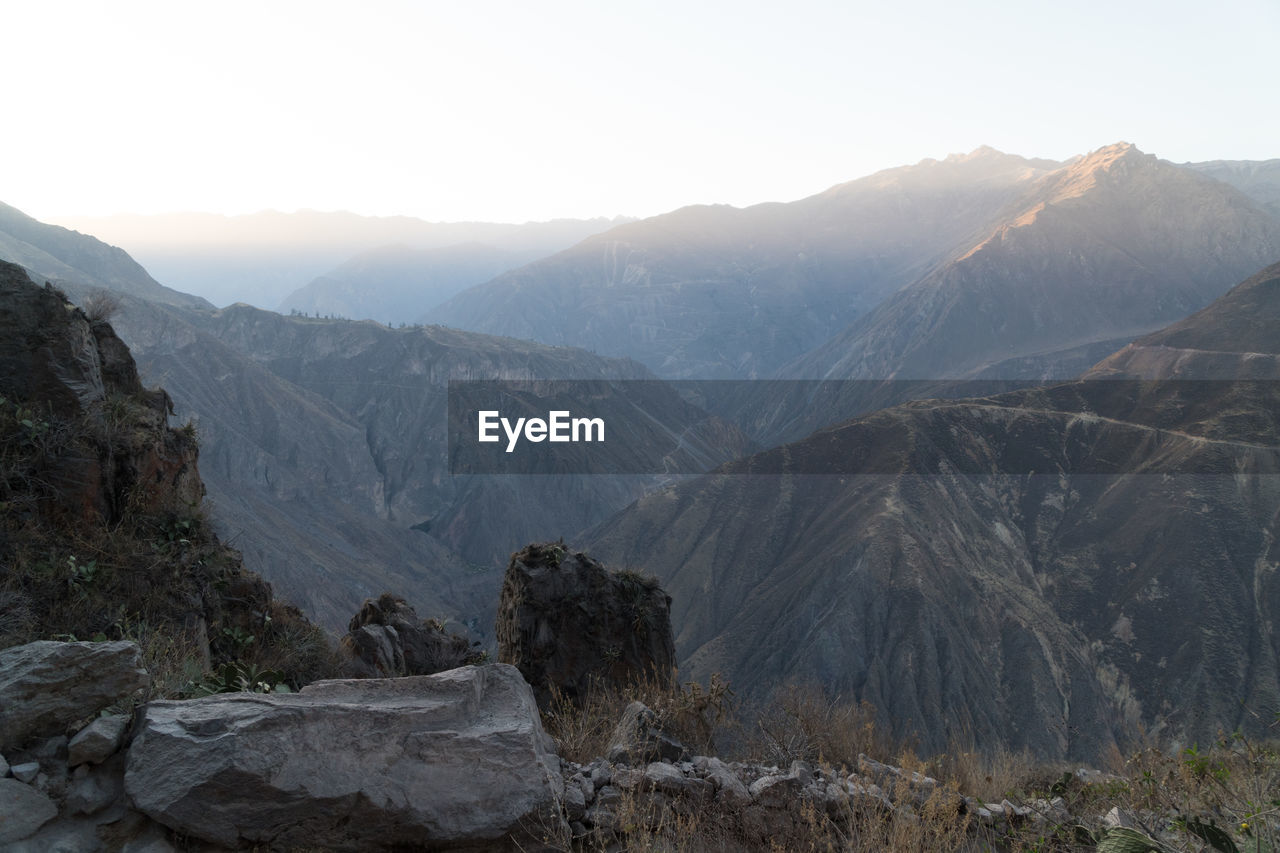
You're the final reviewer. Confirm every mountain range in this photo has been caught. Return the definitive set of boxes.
[48,210,631,310]
[428,147,1061,378]
[7,141,1280,761]
[584,261,1280,758]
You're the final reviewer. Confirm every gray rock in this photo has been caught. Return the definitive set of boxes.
[0,641,148,750]
[0,751,8,776]
[67,766,122,815]
[563,782,587,822]
[120,822,178,853]
[68,714,129,766]
[3,816,111,853]
[605,701,687,765]
[496,544,677,708]
[0,777,58,843]
[344,594,476,677]
[125,664,565,850]
[1105,806,1140,829]
[750,772,805,808]
[11,761,39,783]
[569,771,594,802]
[703,756,750,806]
[642,761,708,800]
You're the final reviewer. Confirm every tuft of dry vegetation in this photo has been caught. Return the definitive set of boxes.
[81,288,122,324]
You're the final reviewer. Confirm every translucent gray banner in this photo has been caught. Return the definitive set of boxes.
[447,379,1280,475]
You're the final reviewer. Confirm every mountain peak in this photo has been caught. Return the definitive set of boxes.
[944,144,1008,163]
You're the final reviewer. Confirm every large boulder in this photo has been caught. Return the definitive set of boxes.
[496,542,676,707]
[0,641,149,750]
[343,592,477,677]
[125,664,566,850]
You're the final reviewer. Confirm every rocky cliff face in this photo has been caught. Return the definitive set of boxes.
[0,260,201,525]
[585,261,1280,760]
[0,260,332,692]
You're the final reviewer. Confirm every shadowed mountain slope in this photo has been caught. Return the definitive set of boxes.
[1187,159,1280,218]
[49,210,630,309]
[585,261,1280,761]
[727,144,1280,446]
[429,148,1057,378]
[278,242,547,324]
[2,202,748,632]
[99,299,751,631]
[0,202,210,309]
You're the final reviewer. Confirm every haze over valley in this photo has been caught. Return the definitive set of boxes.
[3,6,1280,848]
[6,134,1280,760]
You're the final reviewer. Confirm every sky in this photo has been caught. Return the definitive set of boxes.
[4,0,1278,224]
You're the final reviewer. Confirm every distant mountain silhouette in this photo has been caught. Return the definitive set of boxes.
[278,242,548,323]
[49,210,630,309]
[727,143,1280,445]
[429,147,1058,378]
[0,201,209,309]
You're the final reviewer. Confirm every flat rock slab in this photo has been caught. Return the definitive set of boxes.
[0,641,148,750]
[125,664,565,850]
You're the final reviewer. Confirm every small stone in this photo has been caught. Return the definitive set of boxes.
[67,768,120,814]
[704,756,750,806]
[750,772,805,808]
[1105,806,1139,829]
[605,701,687,765]
[11,761,39,783]
[120,822,178,853]
[590,763,611,789]
[790,759,814,779]
[570,771,594,802]
[0,751,8,776]
[562,782,587,822]
[69,714,128,766]
[0,778,58,844]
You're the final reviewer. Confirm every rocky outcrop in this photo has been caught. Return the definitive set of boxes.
[125,664,565,850]
[0,641,148,750]
[0,260,202,525]
[343,592,479,677]
[496,543,677,707]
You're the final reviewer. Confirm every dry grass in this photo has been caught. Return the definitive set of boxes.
[81,288,122,324]
[541,671,1280,852]
[543,670,735,764]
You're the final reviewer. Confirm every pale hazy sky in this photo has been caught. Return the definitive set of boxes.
[5,0,1278,224]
